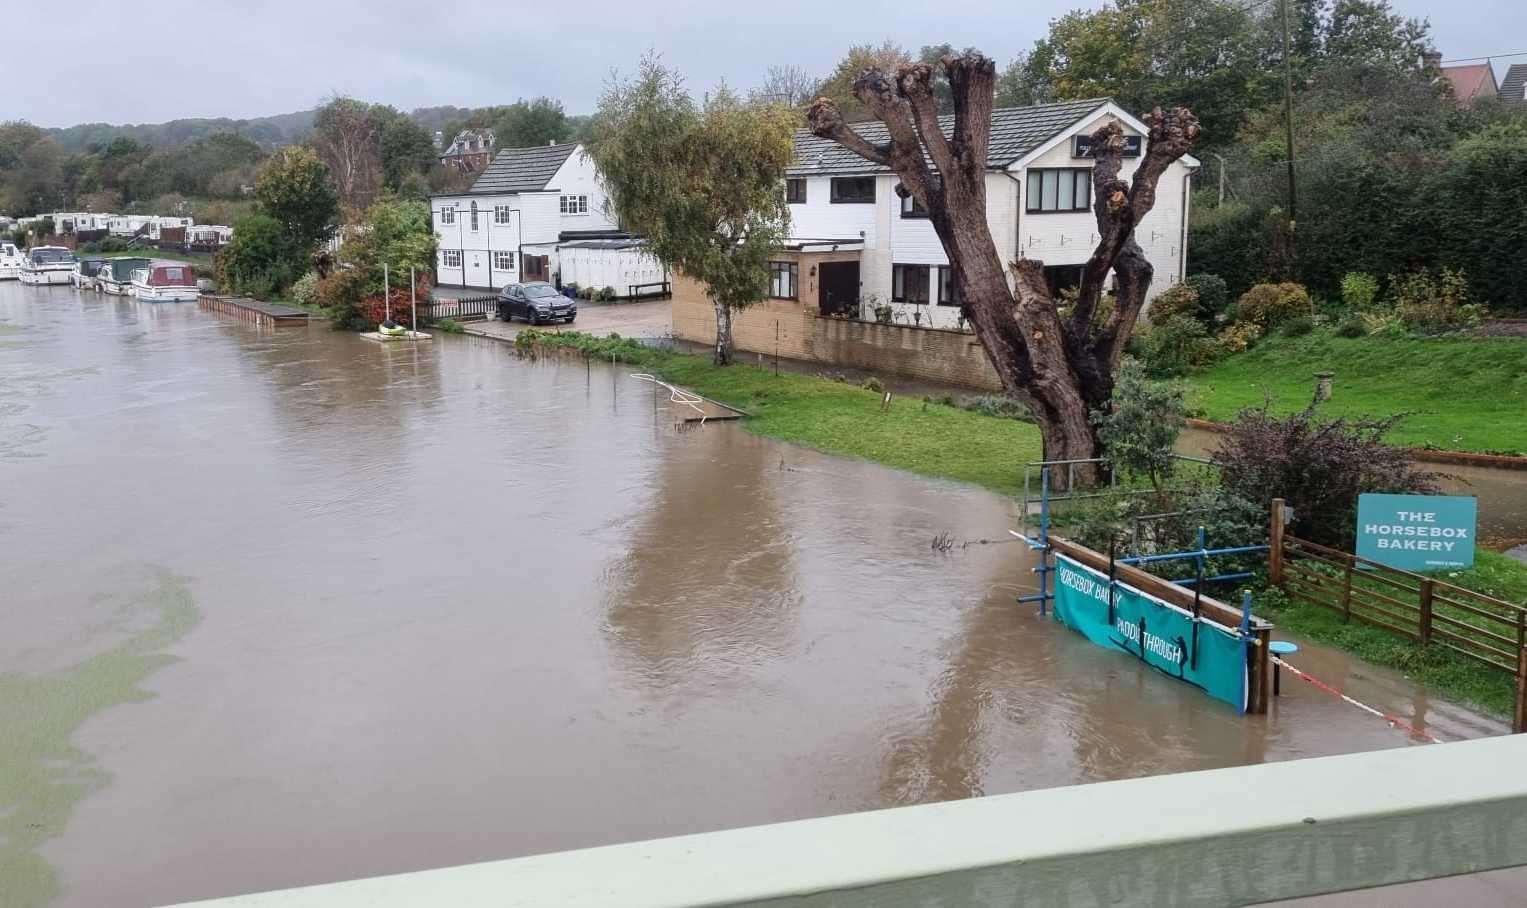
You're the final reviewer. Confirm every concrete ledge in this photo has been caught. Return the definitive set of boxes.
[165,735,1527,907]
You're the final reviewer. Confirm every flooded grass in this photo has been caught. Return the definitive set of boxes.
[517,330,1044,494]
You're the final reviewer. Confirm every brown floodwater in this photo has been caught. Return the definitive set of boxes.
[0,283,1508,908]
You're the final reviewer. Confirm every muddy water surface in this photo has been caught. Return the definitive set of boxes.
[0,284,1505,908]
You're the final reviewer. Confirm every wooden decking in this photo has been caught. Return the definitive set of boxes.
[199,294,311,327]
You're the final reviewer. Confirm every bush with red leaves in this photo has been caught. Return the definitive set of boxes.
[1212,405,1438,547]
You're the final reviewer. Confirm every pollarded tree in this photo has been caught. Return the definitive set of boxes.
[588,57,797,364]
[807,52,1199,481]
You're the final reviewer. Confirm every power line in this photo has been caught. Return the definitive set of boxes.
[1441,51,1527,64]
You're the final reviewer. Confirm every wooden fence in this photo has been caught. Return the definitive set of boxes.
[419,294,496,324]
[1269,500,1527,732]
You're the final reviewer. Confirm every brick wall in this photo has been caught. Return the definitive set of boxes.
[672,269,1002,392]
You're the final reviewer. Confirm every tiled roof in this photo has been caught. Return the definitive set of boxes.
[464,143,580,195]
[1441,64,1497,103]
[1501,64,1527,102]
[786,98,1110,176]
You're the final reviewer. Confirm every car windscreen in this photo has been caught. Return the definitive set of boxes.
[523,285,561,299]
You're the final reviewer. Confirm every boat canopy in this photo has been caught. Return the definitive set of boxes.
[143,264,196,286]
[28,247,75,265]
[77,257,108,276]
[102,258,153,281]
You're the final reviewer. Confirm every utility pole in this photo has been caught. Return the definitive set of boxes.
[1280,0,1299,257]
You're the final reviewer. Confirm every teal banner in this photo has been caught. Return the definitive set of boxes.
[1356,493,1476,571]
[1052,554,1248,711]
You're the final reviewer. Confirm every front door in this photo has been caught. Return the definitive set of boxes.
[523,254,549,283]
[818,261,861,317]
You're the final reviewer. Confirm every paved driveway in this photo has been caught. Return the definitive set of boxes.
[459,299,672,342]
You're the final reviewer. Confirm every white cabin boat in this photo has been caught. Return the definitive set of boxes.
[131,263,199,302]
[97,257,152,295]
[0,242,24,279]
[71,256,109,290]
[19,246,76,285]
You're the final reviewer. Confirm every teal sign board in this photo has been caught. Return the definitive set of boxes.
[1052,554,1247,711]
[1356,493,1476,571]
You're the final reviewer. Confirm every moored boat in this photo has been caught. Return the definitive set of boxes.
[130,263,199,302]
[71,256,108,290]
[18,246,76,285]
[98,257,153,295]
[0,242,24,280]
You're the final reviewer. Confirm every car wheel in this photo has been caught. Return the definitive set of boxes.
[565,315,576,324]
[527,308,539,326]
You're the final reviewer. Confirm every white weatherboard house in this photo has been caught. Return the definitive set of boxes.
[782,98,1198,329]
[431,143,621,291]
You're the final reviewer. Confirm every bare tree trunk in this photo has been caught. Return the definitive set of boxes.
[808,54,1199,487]
[713,299,733,366]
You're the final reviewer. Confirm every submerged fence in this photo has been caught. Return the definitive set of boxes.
[1269,499,1527,733]
[419,294,496,324]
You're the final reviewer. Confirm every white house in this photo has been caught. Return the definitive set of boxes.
[431,142,620,290]
[778,98,1198,330]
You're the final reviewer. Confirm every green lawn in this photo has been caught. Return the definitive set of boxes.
[1186,332,1527,454]
[90,248,216,269]
[519,330,1043,494]
[1256,550,1526,718]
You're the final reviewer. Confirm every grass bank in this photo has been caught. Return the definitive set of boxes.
[90,248,216,270]
[1185,332,1527,455]
[516,329,1042,494]
[1255,550,1525,717]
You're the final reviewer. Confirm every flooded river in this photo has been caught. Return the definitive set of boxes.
[0,284,1507,908]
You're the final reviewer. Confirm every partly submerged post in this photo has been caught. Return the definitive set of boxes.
[1239,591,1253,715]
[410,268,417,339]
[384,263,391,323]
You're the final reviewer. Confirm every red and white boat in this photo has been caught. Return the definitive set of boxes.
[131,263,200,302]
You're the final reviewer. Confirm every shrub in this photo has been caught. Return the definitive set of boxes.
[1389,267,1485,332]
[1135,314,1220,377]
[1334,316,1369,338]
[860,376,885,393]
[290,271,320,308]
[961,394,1030,421]
[1091,358,1186,490]
[435,318,465,334]
[1184,273,1230,322]
[1279,315,1315,337]
[216,212,300,298]
[1213,405,1438,547]
[600,285,617,301]
[1235,282,1312,329]
[1340,272,1380,311]
[315,269,370,329]
[1217,321,1264,353]
[1147,283,1201,324]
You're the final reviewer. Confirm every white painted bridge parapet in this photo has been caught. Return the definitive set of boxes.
[166,735,1527,908]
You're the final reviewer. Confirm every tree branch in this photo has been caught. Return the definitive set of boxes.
[895,62,955,177]
[944,53,996,173]
[806,99,894,168]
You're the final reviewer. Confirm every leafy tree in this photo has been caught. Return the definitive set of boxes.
[253,145,339,255]
[1092,357,1187,491]
[341,198,437,296]
[379,113,438,191]
[499,98,573,147]
[216,212,298,297]
[808,53,1198,482]
[588,57,796,364]
[815,41,912,121]
[1420,123,1527,310]
[310,96,382,211]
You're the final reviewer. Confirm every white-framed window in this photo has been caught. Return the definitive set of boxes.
[494,205,511,225]
[560,194,588,215]
[494,250,514,271]
[1026,168,1092,213]
[470,201,479,231]
[443,249,462,268]
[440,206,456,225]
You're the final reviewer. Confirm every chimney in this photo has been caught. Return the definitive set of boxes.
[1421,50,1442,70]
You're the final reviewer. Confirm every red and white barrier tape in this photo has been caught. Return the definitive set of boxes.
[1272,657,1444,744]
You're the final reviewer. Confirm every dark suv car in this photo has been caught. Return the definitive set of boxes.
[497,282,576,325]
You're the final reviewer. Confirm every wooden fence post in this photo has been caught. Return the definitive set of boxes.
[1418,579,1434,644]
[1516,644,1526,735]
[1341,554,1355,623]
[1269,498,1285,585]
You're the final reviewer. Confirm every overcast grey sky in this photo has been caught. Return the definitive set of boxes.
[16,0,1526,127]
